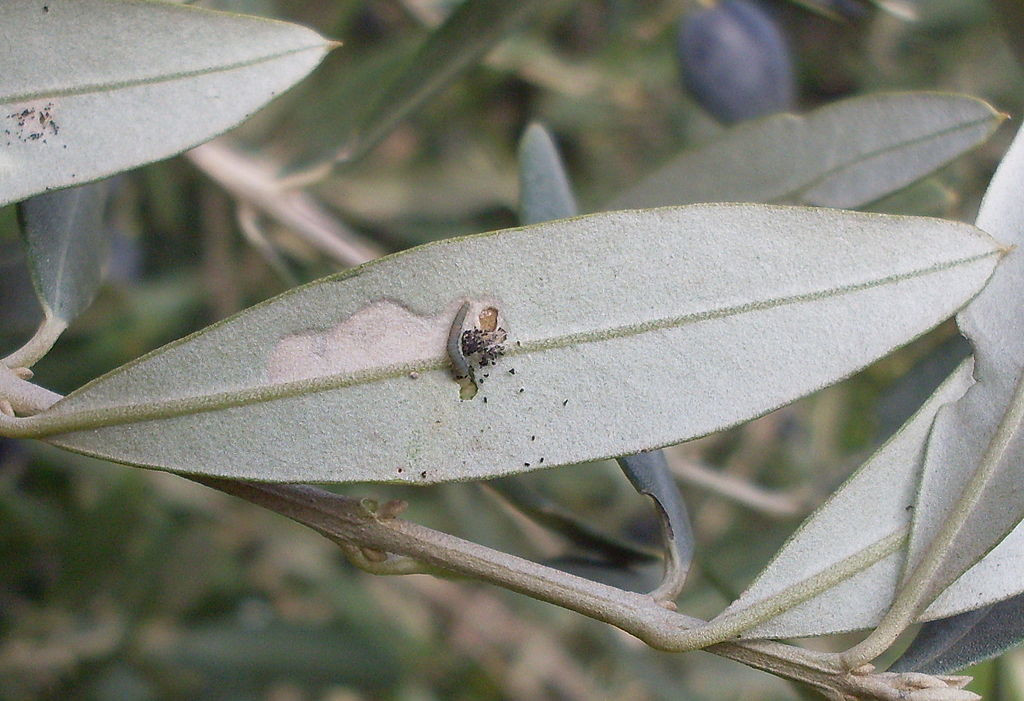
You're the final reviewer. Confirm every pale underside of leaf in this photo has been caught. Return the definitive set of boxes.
[16,205,1000,484]
[609,92,1002,212]
[902,118,1024,615]
[0,0,331,207]
[19,179,111,324]
[715,357,1024,640]
[717,361,974,640]
[722,120,1024,642]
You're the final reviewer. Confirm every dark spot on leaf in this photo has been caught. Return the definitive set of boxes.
[6,102,60,144]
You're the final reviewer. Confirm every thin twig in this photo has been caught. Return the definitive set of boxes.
[671,457,810,518]
[235,203,299,286]
[2,316,67,371]
[189,477,976,700]
[187,139,384,267]
[0,365,62,416]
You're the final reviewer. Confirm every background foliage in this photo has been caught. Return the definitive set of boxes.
[2,0,1024,699]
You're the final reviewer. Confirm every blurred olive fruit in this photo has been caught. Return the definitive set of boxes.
[677,0,797,124]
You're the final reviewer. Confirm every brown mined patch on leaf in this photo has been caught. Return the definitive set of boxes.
[266,298,503,384]
[478,307,498,332]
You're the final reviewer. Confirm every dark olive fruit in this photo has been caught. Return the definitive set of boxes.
[677,0,796,124]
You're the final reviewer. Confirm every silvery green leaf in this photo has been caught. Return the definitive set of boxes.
[920,522,1024,621]
[715,360,975,639]
[0,0,332,207]
[902,118,1024,611]
[18,180,111,325]
[891,591,1024,674]
[518,123,578,225]
[609,93,1002,211]
[293,0,549,171]
[7,205,1000,483]
[722,118,1024,642]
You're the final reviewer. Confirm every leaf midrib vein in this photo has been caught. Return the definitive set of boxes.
[27,249,998,437]
[782,115,997,204]
[1,43,324,104]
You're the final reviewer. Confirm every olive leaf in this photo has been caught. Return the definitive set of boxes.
[713,360,974,639]
[890,591,1024,674]
[899,113,1024,619]
[0,0,332,207]
[288,0,552,175]
[18,180,111,327]
[610,93,1003,211]
[518,123,578,226]
[2,205,1000,485]
[616,451,694,596]
[706,115,1024,643]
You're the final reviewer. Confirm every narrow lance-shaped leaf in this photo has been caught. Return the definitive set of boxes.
[900,115,1024,619]
[0,0,333,207]
[609,93,1003,211]
[518,123,578,226]
[718,116,1024,643]
[289,0,552,173]
[714,360,975,640]
[901,122,1024,631]
[520,122,692,591]
[5,205,1001,484]
[18,180,111,326]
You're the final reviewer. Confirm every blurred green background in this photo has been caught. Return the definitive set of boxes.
[3,1,1024,699]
